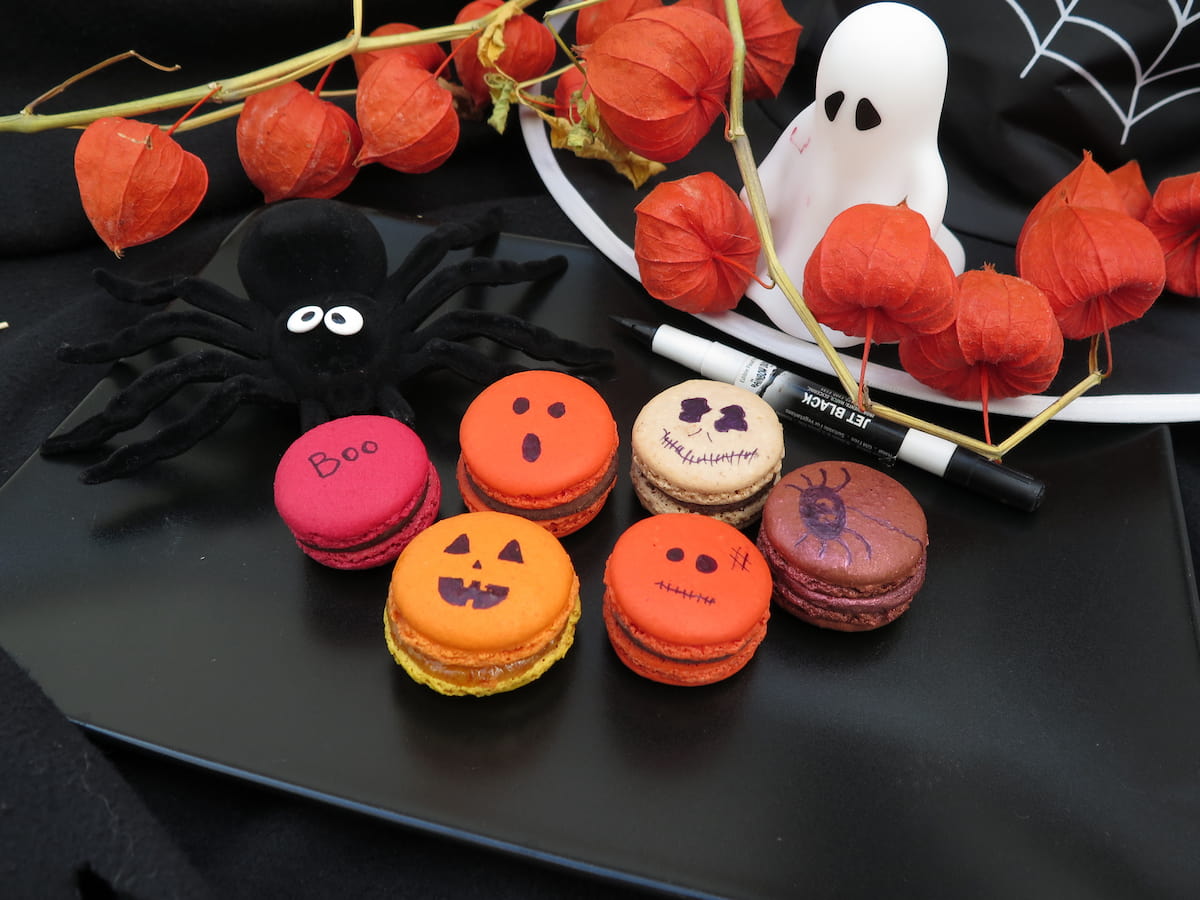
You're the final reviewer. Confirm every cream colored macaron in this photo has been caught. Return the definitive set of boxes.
[630,379,784,527]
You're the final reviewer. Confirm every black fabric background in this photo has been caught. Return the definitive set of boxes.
[1,2,1198,898]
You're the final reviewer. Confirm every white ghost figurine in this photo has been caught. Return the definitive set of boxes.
[744,2,965,345]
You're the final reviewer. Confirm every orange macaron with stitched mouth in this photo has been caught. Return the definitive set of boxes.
[603,513,772,686]
[457,369,619,536]
[385,511,582,696]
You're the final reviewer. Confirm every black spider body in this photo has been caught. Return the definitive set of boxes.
[41,199,610,483]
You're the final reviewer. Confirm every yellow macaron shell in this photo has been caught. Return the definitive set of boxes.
[388,511,576,653]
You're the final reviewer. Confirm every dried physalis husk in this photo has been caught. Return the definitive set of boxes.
[1109,159,1153,221]
[677,0,802,99]
[899,266,1063,444]
[1017,151,1125,258]
[355,56,460,174]
[804,202,957,406]
[74,116,208,257]
[634,171,761,313]
[1143,171,1200,297]
[1017,203,1165,339]
[353,23,448,79]
[586,5,733,163]
[236,81,362,203]
[452,0,557,109]
[553,65,589,123]
[575,0,663,45]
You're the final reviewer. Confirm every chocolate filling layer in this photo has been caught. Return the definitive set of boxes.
[464,455,618,521]
[300,471,431,554]
[634,464,774,514]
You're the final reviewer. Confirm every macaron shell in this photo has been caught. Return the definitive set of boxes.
[604,514,772,647]
[305,462,441,569]
[630,379,783,498]
[603,592,769,686]
[385,585,581,696]
[758,461,927,590]
[629,455,775,528]
[388,511,577,654]
[456,452,617,536]
[458,370,618,503]
[274,415,439,568]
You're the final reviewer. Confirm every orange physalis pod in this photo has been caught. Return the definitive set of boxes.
[553,65,590,123]
[575,0,663,46]
[676,0,803,99]
[586,6,733,163]
[633,171,762,314]
[1108,159,1153,221]
[1143,171,1200,297]
[355,56,460,174]
[1016,151,1125,258]
[1016,203,1165,340]
[74,116,208,257]
[899,267,1063,445]
[803,202,957,407]
[236,81,362,204]
[451,0,557,108]
[353,23,448,80]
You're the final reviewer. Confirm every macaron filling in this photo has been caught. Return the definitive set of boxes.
[457,454,618,521]
[386,588,581,693]
[297,463,437,555]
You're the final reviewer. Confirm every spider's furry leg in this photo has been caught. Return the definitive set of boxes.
[58,309,270,363]
[95,270,273,331]
[408,309,612,368]
[376,385,416,426]
[74,374,291,484]
[41,351,272,455]
[396,255,568,330]
[394,339,526,387]
[377,208,505,306]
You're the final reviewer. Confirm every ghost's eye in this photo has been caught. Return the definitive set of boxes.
[855,97,881,131]
[324,305,364,336]
[824,90,845,122]
[286,305,324,334]
[679,397,711,423]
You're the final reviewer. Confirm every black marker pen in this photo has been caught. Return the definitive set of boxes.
[614,317,1045,511]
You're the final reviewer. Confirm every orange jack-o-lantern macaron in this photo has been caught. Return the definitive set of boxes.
[457,370,619,536]
[603,513,772,686]
[385,511,581,696]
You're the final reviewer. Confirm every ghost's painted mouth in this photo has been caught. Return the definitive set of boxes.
[438,577,510,610]
[659,429,761,466]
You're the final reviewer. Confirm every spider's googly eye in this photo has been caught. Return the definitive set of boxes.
[287,305,324,334]
[324,305,364,336]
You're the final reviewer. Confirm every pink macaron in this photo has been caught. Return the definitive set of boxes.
[274,415,441,569]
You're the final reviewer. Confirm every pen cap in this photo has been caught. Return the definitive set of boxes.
[652,327,752,386]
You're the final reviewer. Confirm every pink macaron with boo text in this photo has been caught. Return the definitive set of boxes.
[274,415,441,569]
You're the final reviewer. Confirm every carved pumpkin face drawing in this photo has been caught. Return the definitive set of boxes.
[459,370,617,495]
[606,513,772,643]
[390,511,576,651]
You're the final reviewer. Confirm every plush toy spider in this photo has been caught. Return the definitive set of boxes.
[41,199,611,483]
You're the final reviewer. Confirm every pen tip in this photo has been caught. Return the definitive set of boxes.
[609,316,656,346]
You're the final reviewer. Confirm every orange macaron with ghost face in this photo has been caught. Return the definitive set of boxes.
[457,370,619,536]
[603,513,772,686]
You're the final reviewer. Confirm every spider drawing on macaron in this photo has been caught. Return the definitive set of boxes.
[41,199,611,483]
